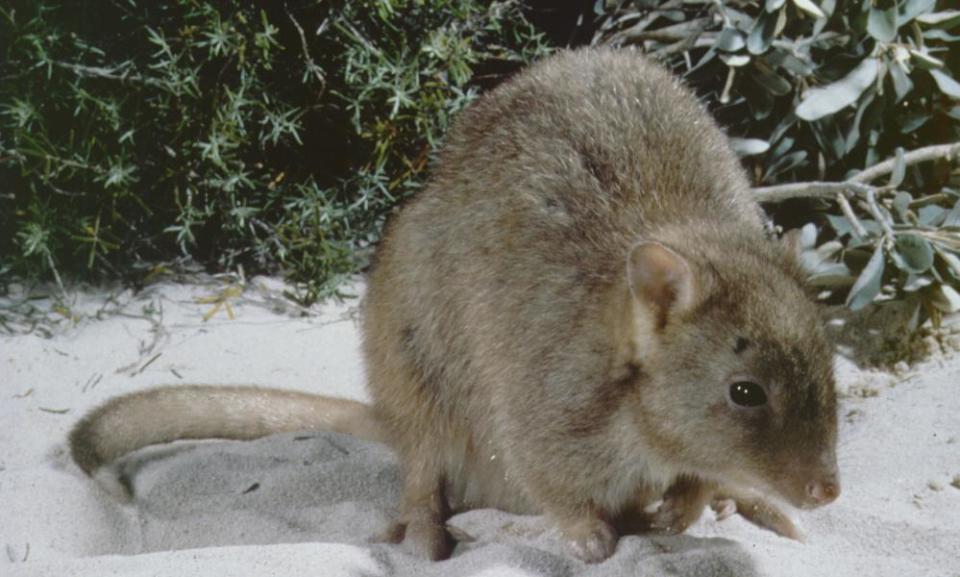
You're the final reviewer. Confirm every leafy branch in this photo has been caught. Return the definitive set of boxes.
[764,141,960,322]
[594,0,960,328]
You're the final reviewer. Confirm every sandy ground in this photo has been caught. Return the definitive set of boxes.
[1,277,959,577]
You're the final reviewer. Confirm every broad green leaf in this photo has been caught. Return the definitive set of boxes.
[729,138,770,156]
[809,115,847,160]
[915,10,960,25]
[930,262,945,283]
[901,0,937,24]
[771,136,795,159]
[889,147,906,188]
[919,205,947,226]
[816,240,844,259]
[775,6,788,35]
[923,29,960,42]
[846,244,885,311]
[746,84,776,120]
[690,47,719,73]
[845,89,877,151]
[660,10,685,22]
[720,54,751,67]
[725,7,756,31]
[827,214,855,238]
[910,49,944,69]
[932,285,960,313]
[799,249,822,273]
[902,274,933,292]
[858,219,884,236]
[937,248,960,280]
[944,200,960,227]
[892,191,912,220]
[766,0,787,12]
[814,0,836,34]
[796,58,880,121]
[929,69,960,98]
[792,0,826,19]
[809,264,855,288]
[747,12,778,54]
[894,234,934,273]
[751,67,792,95]
[799,222,818,249]
[906,298,923,332]
[868,6,899,42]
[774,51,816,76]
[888,62,913,102]
[764,150,808,179]
[899,111,929,134]
[716,27,746,52]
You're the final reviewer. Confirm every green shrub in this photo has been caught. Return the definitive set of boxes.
[0,0,548,302]
[5,0,958,324]
[593,0,960,325]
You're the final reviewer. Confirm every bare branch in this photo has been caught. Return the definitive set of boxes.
[594,0,685,44]
[53,61,161,87]
[850,142,960,184]
[836,193,868,238]
[753,181,873,203]
[753,141,960,203]
[285,4,326,92]
[617,18,710,42]
[860,188,895,239]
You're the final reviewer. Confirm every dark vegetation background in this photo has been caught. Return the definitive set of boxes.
[2,0,958,318]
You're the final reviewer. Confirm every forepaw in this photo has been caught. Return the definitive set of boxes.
[711,495,805,542]
[711,498,737,521]
[649,493,707,535]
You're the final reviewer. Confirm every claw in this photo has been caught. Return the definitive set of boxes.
[711,498,737,521]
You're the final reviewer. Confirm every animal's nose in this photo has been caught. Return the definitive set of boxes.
[805,477,840,506]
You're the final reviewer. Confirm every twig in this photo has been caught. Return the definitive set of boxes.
[133,352,162,376]
[39,407,70,414]
[53,61,160,87]
[753,181,874,202]
[836,193,868,238]
[285,5,326,91]
[753,141,960,203]
[45,253,66,299]
[861,188,895,240]
[652,30,712,59]
[616,18,711,42]
[597,0,686,44]
[851,142,960,184]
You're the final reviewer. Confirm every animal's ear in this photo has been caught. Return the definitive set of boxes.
[627,241,696,328]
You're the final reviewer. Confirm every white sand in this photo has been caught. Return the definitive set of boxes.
[2,277,958,576]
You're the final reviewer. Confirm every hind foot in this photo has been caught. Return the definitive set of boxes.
[378,509,455,560]
[557,511,619,563]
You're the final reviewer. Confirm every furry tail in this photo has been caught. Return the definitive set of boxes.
[69,385,382,475]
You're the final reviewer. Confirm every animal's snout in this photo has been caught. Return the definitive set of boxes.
[804,476,840,507]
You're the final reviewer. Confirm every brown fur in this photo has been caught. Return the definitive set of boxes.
[69,48,839,562]
[69,386,381,475]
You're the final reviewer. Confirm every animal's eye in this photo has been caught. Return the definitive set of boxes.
[728,381,767,408]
